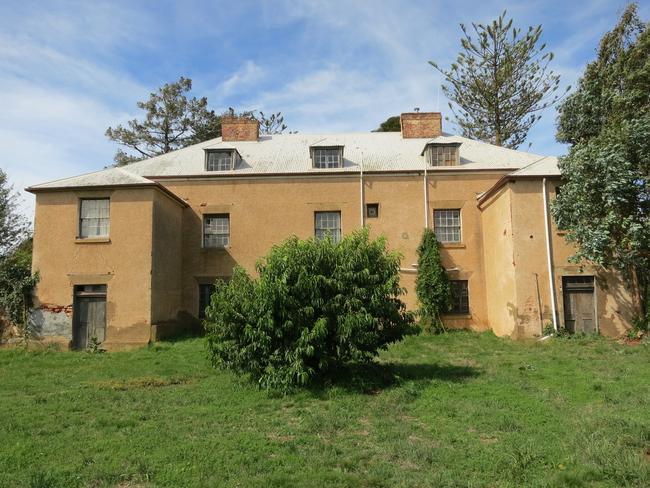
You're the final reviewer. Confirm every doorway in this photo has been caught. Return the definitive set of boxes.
[73,285,107,349]
[562,276,596,334]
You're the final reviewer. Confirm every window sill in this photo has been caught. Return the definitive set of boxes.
[440,243,466,249]
[442,313,472,319]
[75,237,111,244]
[201,246,230,251]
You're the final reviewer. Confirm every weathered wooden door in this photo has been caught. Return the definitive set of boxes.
[563,276,596,334]
[73,285,107,349]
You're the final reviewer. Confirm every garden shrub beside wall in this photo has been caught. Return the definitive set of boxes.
[204,229,418,390]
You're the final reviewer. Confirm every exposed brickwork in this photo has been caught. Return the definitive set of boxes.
[39,303,73,316]
[221,116,260,142]
[400,112,442,139]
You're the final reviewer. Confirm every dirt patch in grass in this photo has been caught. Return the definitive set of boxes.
[92,375,193,390]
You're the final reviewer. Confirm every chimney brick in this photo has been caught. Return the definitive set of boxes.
[400,112,442,138]
[221,115,259,142]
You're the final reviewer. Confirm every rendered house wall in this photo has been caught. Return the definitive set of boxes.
[480,186,517,337]
[31,188,157,349]
[29,172,635,349]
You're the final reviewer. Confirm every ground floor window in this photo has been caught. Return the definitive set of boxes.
[198,283,216,319]
[449,280,470,314]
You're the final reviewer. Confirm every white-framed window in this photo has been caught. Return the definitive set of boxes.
[203,214,230,248]
[315,211,341,242]
[312,147,343,169]
[79,198,110,238]
[428,145,459,166]
[205,150,238,171]
[434,209,461,243]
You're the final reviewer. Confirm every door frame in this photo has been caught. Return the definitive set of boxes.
[561,275,598,334]
[72,284,107,350]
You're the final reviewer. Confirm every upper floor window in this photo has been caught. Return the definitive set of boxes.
[427,144,460,166]
[79,198,109,238]
[315,211,341,242]
[449,280,470,314]
[434,209,461,243]
[205,149,240,171]
[311,147,343,169]
[203,214,230,248]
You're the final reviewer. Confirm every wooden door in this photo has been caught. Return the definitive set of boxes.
[562,277,596,334]
[73,285,107,349]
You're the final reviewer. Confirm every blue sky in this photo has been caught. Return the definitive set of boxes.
[1,0,647,218]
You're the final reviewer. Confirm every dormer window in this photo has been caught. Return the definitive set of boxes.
[426,143,461,166]
[205,149,241,171]
[311,146,343,169]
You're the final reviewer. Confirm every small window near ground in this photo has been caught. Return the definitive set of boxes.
[312,147,343,169]
[449,280,470,314]
[79,198,110,238]
[198,284,216,319]
[434,209,461,243]
[366,203,379,218]
[315,211,341,242]
[203,214,230,248]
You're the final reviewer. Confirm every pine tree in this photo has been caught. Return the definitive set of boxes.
[430,11,567,148]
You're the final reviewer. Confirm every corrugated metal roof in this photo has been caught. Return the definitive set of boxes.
[28,166,156,190]
[28,132,559,190]
[508,156,560,177]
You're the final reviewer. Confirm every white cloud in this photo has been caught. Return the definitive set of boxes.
[216,61,266,98]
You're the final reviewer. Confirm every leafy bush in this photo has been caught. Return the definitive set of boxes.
[204,229,417,390]
[0,238,38,336]
[415,228,451,332]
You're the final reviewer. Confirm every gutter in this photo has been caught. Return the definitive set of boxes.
[25,182,189,208]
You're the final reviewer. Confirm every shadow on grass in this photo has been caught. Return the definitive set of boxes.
[311,360,480,395]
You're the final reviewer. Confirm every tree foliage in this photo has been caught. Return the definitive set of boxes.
[257,111,288,135]
[551,3,650,322]
[0,168,28,257]
[373,116,401,132]
[415,228,451,332]
[205,229,417,390]
[0,238,38,331]
[430,11,567,148]
[106,77,222,166]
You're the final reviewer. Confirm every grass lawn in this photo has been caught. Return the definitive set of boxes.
[1,332,648,487]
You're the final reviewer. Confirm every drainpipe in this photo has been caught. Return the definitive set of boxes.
[542,177,558,332]
[423,160,429,228]
[360,153,365,227]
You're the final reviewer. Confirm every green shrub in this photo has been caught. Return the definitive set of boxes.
[0,238,38,336]
[415,228,451,332]
[204,229,417,390]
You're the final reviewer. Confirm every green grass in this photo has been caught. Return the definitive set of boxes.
[1,332,648,487]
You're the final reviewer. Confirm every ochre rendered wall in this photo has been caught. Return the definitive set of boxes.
[30,172,634,349]
[31,188,158,349]
[150,190,184,326]
[480,186,517,336]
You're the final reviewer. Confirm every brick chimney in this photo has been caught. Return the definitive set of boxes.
[400,112,442,138]
[221,115,259,142]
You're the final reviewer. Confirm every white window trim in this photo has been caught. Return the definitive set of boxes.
[202,213,230,248]
[78,198,110,239]
[433,208,462,243]
[310,146,344,169]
